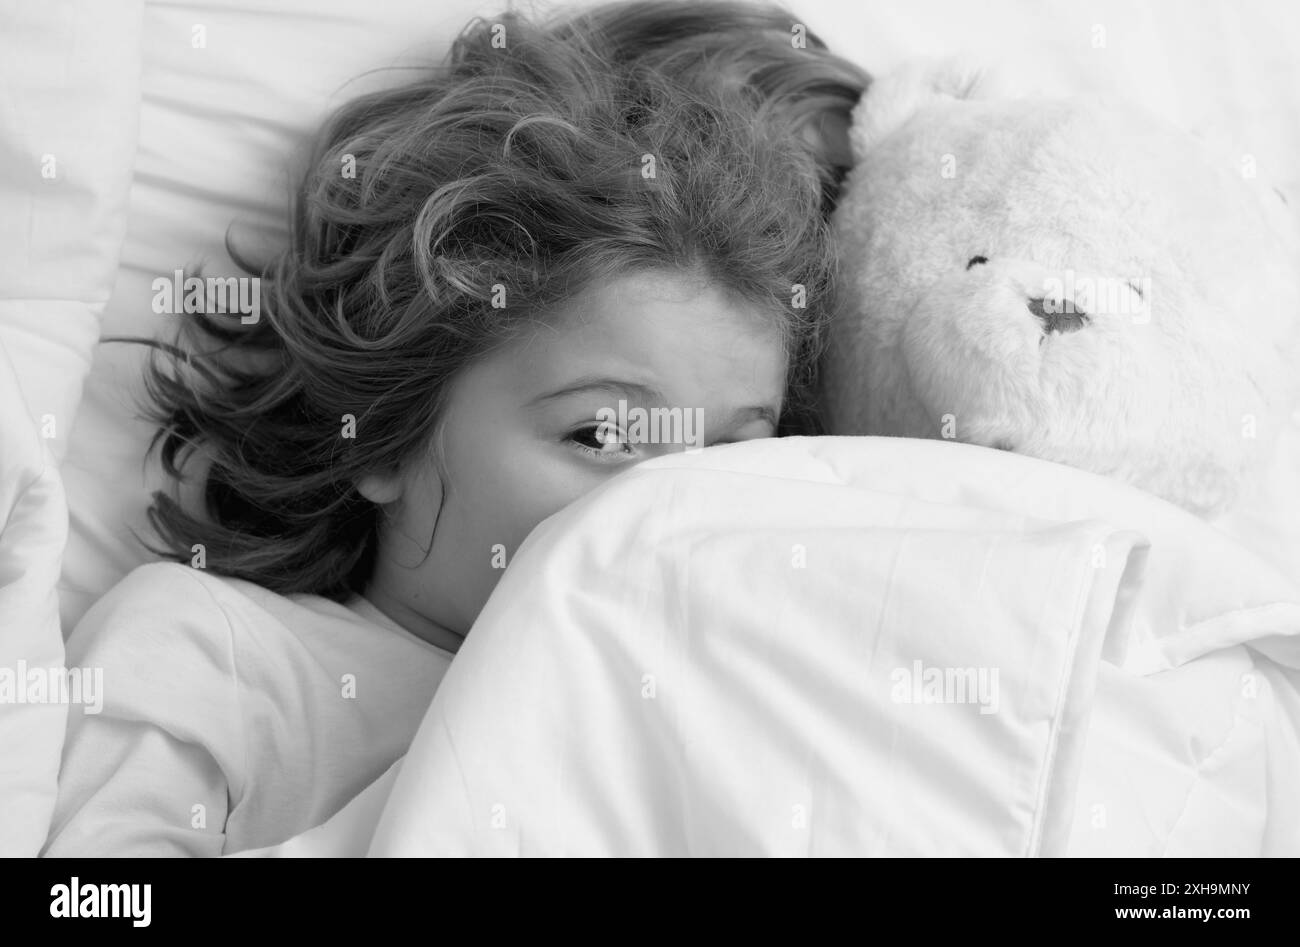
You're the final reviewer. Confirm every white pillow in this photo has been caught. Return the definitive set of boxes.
[0,341,69,856]
[56,0,523,630]
[802,0,1300,222]
[0,0,139,457]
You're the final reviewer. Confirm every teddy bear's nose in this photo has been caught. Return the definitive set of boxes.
[1027,297,1089,334]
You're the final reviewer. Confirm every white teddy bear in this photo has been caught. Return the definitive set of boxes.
[824,61,1300,535]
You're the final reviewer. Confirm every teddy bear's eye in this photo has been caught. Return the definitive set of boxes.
[966,256,988,270]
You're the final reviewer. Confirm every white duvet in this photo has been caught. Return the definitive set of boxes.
[239,437,1300,857]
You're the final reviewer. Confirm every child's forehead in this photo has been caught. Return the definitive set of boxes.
[539,269,782,349]
[487,272,787,407]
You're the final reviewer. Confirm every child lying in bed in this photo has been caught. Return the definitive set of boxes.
[42,0,867,856]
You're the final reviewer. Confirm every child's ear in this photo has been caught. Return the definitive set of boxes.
[356,471,404,505]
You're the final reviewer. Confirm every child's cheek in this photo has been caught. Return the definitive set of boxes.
[436,443,601,628]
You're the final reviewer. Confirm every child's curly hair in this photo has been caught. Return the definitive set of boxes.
[141,0,870,600]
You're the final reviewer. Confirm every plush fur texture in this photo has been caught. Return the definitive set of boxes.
[825,61,1300,517]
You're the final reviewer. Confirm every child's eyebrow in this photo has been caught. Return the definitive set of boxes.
[527,377,665,407]
[528,377,778,431]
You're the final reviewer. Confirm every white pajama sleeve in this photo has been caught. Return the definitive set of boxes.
[43,713,229,857]
[40,565,244,857]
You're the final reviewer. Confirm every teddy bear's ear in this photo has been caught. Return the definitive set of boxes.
[849,58,1002,159]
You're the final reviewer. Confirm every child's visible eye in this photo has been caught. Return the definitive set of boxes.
[567,424,637,463]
